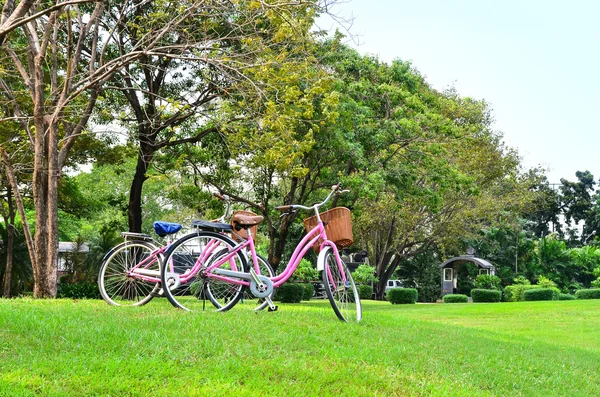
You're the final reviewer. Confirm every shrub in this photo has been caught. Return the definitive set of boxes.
[558,293,575,300]
[523,288,559,301]
[471,289,501,303]
[352,264,378,285]
[503,284,540,302]
[536,275,558,289]
[57,283,101,299]
[357,285,373,300]
[473,274,502,290]
[290,259,319,283]
[274,283,304,303]
[300,283,314,301]
[443,294,468,303]
[575,288,600,300]
[387,288,418,304]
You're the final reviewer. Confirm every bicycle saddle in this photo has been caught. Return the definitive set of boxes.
[231,213,264,230]
[191,220,233,232]
[153,221,183,237]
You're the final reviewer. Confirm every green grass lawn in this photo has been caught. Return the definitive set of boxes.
[1,297,600,396]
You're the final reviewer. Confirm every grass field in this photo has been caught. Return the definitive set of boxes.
[1,297,600,396]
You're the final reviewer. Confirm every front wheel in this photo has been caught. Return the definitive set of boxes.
[321,247,362,323]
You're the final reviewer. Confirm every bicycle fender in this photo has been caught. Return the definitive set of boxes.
[317,245,332,272]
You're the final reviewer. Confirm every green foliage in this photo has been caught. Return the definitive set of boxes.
[558,293,575,300]
[523,288,559,301]
[575,288,600,300]
[57,283,101,299]
[352,264,378,286]
[536,275,558,289]
[473,274,502,290]
[503,284,540,302]
[300,283,314,301]
[387,288,418,304]
[470,289,501,303]
[357,285,373,300]
[513,276,531,285]
[274,283,304,303]
[443,294,469,303]
[290,259,319,283]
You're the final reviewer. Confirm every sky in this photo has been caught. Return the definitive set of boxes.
[317,0,600,184]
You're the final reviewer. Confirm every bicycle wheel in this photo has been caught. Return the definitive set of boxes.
[239,254,275,311]
[321,246,362,322]
[98,241,161,306]
[161,231,248,312]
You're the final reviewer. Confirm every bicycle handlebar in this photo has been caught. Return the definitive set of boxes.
[277,182,349,214]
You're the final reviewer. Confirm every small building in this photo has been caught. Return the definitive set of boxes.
[439,250,495,296]
[57,242,90,278]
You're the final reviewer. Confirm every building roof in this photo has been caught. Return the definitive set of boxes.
[439,255,495,270]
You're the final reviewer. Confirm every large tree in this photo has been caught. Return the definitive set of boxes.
[0,0,258,297]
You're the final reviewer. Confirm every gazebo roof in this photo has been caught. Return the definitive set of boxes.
[439,255,495,270]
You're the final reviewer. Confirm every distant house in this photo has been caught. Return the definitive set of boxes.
[57,242,90,278]
[439,252,495,297]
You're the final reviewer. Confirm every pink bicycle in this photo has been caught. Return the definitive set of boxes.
[160,184,362,322]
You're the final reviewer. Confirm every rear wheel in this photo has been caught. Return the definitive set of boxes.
[98,241,161,306]
[161,232,247,312]
[321,247,362,322]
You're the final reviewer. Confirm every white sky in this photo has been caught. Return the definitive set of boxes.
[318,0,600,184]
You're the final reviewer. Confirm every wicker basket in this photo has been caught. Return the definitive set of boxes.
[230,210,258,242]
[303,207,353,253]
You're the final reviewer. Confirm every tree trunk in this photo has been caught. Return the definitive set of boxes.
[1,186,15,297]
[128,147,152,233]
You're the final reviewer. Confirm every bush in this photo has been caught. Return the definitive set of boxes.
[473,274,502,290]
[471,289,501,303]
[443,294,468,303]
[387,288,418,304]
[575,288,600,300]
[57,283,101,299]
[357,285,373,300]
[558,293,575,300]
[274,283,304,303]
[352,264,378,286]
[523,288,559,301]
[503,284,540,302]
[300,283,314,301]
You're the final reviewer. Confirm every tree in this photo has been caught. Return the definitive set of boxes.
[0,0,278,297]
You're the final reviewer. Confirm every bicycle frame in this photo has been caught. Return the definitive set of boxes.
[197,206,348,290]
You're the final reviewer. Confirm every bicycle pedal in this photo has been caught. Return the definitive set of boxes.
[268,305,278,312]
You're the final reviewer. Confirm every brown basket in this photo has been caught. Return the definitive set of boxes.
[303,207,353,253]
[230,210,258,242]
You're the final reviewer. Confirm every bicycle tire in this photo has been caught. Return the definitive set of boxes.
[161,231,248,312]
[321,246,362,322]
[98,240,161,306]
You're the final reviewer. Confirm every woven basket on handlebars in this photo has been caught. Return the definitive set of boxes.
[303,207,353,253]
[230,210,258,242]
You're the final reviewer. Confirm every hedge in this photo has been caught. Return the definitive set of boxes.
[387,288,418,304]
[443,294,468,303]
[558,293,575,300]
[523,288,559,301]
[471,289,501,303]
[357,285,373,300]
[575,288,600,300]
[503,284,540,302]
[300,283,314,301]
[57,282,101,299]
[274,283,304,303]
